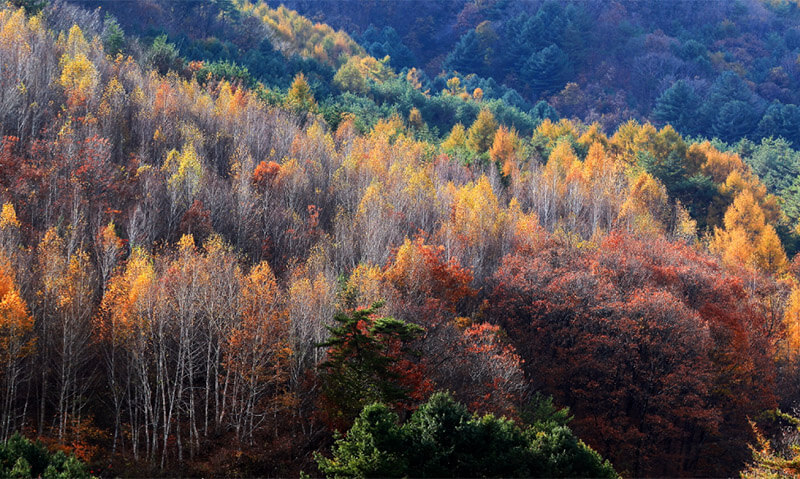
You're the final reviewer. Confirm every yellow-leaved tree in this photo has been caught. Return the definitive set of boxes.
[287,73,316,114]
[441,175,506,276]
[466,109,498,154]
[94,247,156,456]
[223,260,291,444]
[490,126,522,177]
[163,140,205,235]
[619,171,670,235]
[37,228,94,442]
[710,190,788,274]
[0,202,21,259]
[58,25,98,108]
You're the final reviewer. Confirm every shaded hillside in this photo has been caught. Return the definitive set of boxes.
[276,0,800,143]
[0,1,797,478]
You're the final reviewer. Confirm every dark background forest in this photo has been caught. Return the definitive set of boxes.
[0,0,799,477]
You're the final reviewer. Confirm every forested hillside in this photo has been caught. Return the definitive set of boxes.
[279,0,800,142]
[0,0,799,477]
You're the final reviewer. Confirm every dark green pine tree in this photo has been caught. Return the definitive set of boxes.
[524,44,573,97]
[444,31,487,77]
[531,100,559,123]
[638,150,716,227]
[758,102,800,146]
[712,100,761,143]
[315,392,618,479]
[146,35,183,75]
[102,15,125,56]
[317,302,425,426]
[700,71,761,137]
[652,80,701,136]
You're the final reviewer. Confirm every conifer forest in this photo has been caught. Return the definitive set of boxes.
[2,0,800,477]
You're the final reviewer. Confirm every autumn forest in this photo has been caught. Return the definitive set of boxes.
[1,0,800,477]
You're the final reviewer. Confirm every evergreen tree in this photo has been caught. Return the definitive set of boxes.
[147,34,183,75]
[531,100,559,123]
[653,80,701,136]
[315,392,618,478]
[747,137,800,194]
[102,15,125,56]
[0,433,93,478]
[523,44,573,96]
[444,31,486,77]
[758,102,800,146]
[712,100,761,143]
[638,150,716,226]
[318,302,425,426]
[700,71,761,136]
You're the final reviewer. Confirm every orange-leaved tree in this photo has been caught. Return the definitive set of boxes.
[0,252,34,441]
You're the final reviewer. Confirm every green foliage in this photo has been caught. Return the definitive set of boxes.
[523,44,572,96]
[466,109,498,154]
[743,137,800,225]
[485,99,537,135]
[653,80,701,136]
[531,100,559,123]
[287,73,316,114]
[0,433,93,478]
[316,404,408,478]
[638,150,717,227]
[10,0,45,14]
[357,26,416,70]
[323,92,395,133]
[758,102,800,146]
[740,410,800,478]
[101,15,125,57]
[519,392,572,431]
[713,100,761,143]
[446,31,488,78]
[315,392,617,479]
[196,60,252,86]
[147,34,183,75]
[318,302,425,425]
[747,137,800,195]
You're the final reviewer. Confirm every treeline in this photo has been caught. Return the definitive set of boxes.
[66,0,800,146]
[68,0,550,138]
[279,0,800,145]
[0,1,798,477]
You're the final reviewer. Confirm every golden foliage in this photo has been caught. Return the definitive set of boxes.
[287,73,315,112]
[163,142,205,204]
[442,123,467,152]
[59,53,98,105]
[448,176,506,245]
[0,253,34,362]
[536,118,579,149]
[0,203,20,229]
[619,171,669,234]
[490,126,522,177]
[466,109,498,154]
[710,190,788,274]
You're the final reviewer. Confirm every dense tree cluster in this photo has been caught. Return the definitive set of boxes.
[316,392,616,478]
[281,0,800,144]
[0,1,799,477]
[0,433,92,478]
